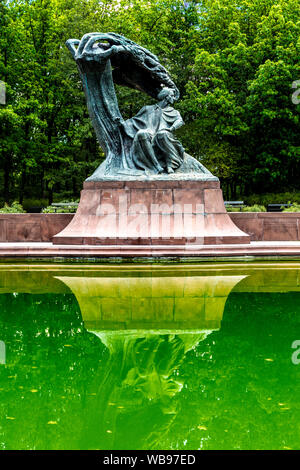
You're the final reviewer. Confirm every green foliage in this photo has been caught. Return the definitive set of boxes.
[22,198,49,212]
[245,192,300,206]
[282,203,300,212]
[0,201,25,213]
[226,204,267,212]
[0,0,299,205]
[242,204,267,212]
[225,205,242,212]
[180,0,300,197]
[42,201,78,213]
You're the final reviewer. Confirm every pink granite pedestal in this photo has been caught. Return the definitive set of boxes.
[52,180,250,245]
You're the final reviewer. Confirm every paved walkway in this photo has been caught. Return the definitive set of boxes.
[0,241,300,259]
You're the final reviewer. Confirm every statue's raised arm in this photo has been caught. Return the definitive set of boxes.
[66,32,215,180]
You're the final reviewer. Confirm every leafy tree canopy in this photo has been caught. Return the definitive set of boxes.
[0,0,299,204]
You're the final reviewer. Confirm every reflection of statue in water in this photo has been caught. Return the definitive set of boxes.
[66,32,216,180]
[79,331,213,449]
[55,271,246,448]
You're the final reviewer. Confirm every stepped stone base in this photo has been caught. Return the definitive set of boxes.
[52,180,250,245]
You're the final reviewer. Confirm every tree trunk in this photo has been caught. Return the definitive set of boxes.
[4,155,10,203]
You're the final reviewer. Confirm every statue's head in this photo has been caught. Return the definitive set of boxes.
[157,87,176,104]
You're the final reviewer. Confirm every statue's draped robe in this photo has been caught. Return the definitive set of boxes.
[122,104,185,171]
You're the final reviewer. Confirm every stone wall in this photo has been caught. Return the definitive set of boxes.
[0,212,299,242]
[229,212,300,241]
[0,213,73,242]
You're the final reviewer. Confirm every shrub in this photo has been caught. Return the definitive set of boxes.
[226,206,242,212]
[226,204,266,212]
[0,202,25,213]
[282,203,300,213]
[242,204,267,212]
[245,192,300,206]
[22,198,49,212]
[42,200,79,213]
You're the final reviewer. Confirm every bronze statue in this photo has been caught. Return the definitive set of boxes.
[66,32,215,180]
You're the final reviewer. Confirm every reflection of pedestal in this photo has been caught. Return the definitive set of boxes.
[56,274,246,331]
[52,180,250,245]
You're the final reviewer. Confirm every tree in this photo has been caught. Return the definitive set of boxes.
[0,0,299,205]
[180,0,300,197]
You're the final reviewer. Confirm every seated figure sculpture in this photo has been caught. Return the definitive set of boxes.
[65,32,216,181]
[118,87,185,174]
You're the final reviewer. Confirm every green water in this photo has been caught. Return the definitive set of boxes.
[0,262,300,450]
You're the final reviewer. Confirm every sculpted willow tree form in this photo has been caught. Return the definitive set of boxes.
[66,32,214,180]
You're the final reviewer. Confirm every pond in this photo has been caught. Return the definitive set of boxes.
[0,262,299,450]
